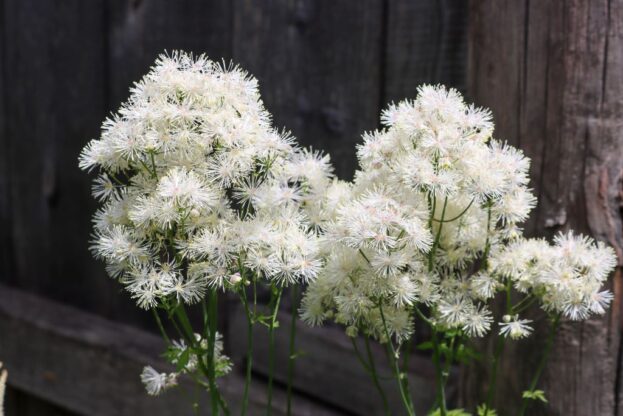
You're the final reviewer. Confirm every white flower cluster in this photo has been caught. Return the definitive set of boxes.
[301,85,617,342]
[491,233,616,323]
[141,332,231,396]
[80,52,333,309]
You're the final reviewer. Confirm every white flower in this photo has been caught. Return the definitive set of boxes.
[499,316,533,339]
[462,305,493,337]
[140,366,177,396]
[91,225,151,265]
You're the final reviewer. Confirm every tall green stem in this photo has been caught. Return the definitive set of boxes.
[428,197,448,272]
[174,302,229,415]
[286,286,299,416]
[204,294,220,415]
[365,337,391,415]
[266,285,283,415]
[239,284,253,416]
[517,314,561,416]
[351,337,391,414]
[431,329,447,416]
[483,333,505,416]
[379,302,416,416]
[483,279,512,415]
[151,308,171,345]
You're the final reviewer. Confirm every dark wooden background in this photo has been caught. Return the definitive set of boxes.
[2,1,622,415]
[0,1,467,415]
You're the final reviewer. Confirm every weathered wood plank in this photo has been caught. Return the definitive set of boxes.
[384,0,467,105]
[5,386,76,416]
[0,0,12,284]
[0,283,341,416]
[232,0,384,178]
[0,0,119,317]
[228,307,454,415]
[108,0,233,108]
[466,1,623,414]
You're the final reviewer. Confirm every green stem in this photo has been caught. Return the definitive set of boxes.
[364,337,391,415]
[151,308,171,345]
[512,296,537,315]
[517,314,561,416]
[379,302,416,416]
[207,290,229,415]
[483,333,505,415]
[428,197,448,272]
[442,334,457,386]
[172,304,228,415]
[483,279,513,415]
[286,286,299,416]
[431,199,474,223]
[266,285,283,415]
[431,329,447,416]
[481,202,493,269]
[239,284,253,416]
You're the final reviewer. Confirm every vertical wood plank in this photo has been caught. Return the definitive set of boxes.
[232,0,385,178]
[466,1,623,414]
[0,0,12,283]
[108,0,233,109]
[1,0,117,316]
[384,0,467,105]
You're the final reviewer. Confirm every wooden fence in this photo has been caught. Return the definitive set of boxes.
[0,1,467,415]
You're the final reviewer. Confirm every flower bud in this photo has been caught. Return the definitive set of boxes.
[229,272,242,285]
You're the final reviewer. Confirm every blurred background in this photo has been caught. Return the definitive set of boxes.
[1,1,621,415]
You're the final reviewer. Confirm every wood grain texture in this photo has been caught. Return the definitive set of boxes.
[232,0,384,179]
[466,1,623,414]
[0,0,117,313]
[0,284,341,416]
[108,0,233,108]
[384,0,467,105]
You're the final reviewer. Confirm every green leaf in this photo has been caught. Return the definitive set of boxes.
[522,389,548,403]
[417,341,434,351]
[175,347,191,372]
[476,404,497,416]
[428,409,471,416]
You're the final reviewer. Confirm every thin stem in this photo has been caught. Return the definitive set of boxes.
[239,284,253,416]
[151,308,171,345]
[428,197,448,272]
[483,279,513,415]
[351,337,374,373]
[149,151,157,175]
[442,334,457,386]
[517,314,561,416]
[266,285,283,415]
[207,290,230,415]
[431,329,447,416]
[512,296,537,315]
[379,302,416,416]
[413,305,433,326]
[431,199,474,223]
[286,286,299,416]
[483,333,505,415]
[364,337,391,415]
[481,202,494,269]
[172,304,228,415]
